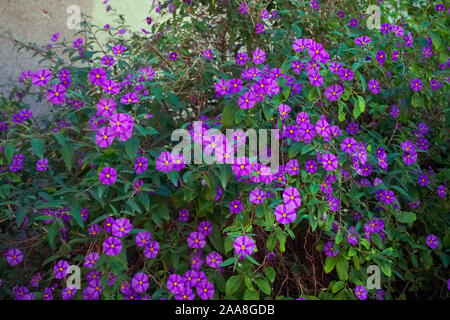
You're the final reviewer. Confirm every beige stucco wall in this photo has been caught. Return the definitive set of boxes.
[0,0,163,117]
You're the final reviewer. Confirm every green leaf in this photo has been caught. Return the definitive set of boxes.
[220,257,235,267]
[288,141,303,159]
[15,208,27,227]
[70,201,83,228]
[5,144,15,164]
[411,93,424,108]
[292,24,302,37]
[265,266,276,283]
[225,276,243,296]
[353,103,361,119]
[336,257,349,281]
[430,31,441,50]
[30,137,44,158]
[246,255,260,266]
[48,221,59,249]
[395,211,417,224]
[332,281,345,293]
[243,288,259,300]
[357,71,366,93]
[338,102,346,122]
[357,95,365,113]
[266,232,277,251]
[324,256,337,273]
[151,86,163,104]
[222,104,239,127]
[255,278,271,295]
[61,144,73,172]
[125,136,139,162]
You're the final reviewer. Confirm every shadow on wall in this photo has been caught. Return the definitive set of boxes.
[0,0,157,117]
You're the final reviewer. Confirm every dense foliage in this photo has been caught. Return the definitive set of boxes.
[0,0,449,300]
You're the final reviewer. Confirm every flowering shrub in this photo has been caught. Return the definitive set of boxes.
[0,0,449,300]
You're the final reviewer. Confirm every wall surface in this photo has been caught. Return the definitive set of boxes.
[0,0,160,117]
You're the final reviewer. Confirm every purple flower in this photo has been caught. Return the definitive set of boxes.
[380,190,395,205]
[354,36,371,46]
[187,232,206,249]
[131,273,149,293]
[133,156,148,174]
[167,274,185,295]
[156,151,174,172]
[283,187,301,209]
[234,235,256,256]
[144,241,159,258]
[135,232,152,248]
[46,84,66,105]
[426,234,438,249]
[380,23,392,34]
[324,84,343,101]
[35,158,49,172]
[308,70,323,86]
[338,68,353,81]
[88,224,102,236]
[293,38,313,51]
[206,252,223,269]
[249,188,266,204]
[178,209,189,222]
[417,174,429,187]
[349,19,358,27]
[355,285,368,300]
[54,260,70,279]
[84,252,100,268]
[101,55,115,67]
[197,280,214,300]
[274,204,296,224]
[285,159,299,175]
[99,167,117,185]
[104,217,114,233]
[253,48,266,64]
[238,2,249,14]
[321,153,338,171]
[214,186,223,201]
[390,105,399,118]
[255,23,264,34]
[113,45,126,55]
[341,138,357,154]
[176,287,195,300]
[102,80,120,94]
[62,287,77,300]
[392,25,404,37]
[103,236,122,256]
[73,38,83,48]
[96,98,117,118]
[95,126,115,148]
[305,159,318,173]
[324,241,338,257]
[236,52,247,65]
[410,78,422,91]
[89,68,107,86]
[437,185,446,198]
[112,218,132,237]
[238,91,257,109]
[110,113,134,140]
[368,79,380,94]
[198,221,212,237]
[5,248,23,266]
[120,92,139,105]
[376,50,386,65]
[169,52,178,60]
[171,153,186,171]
